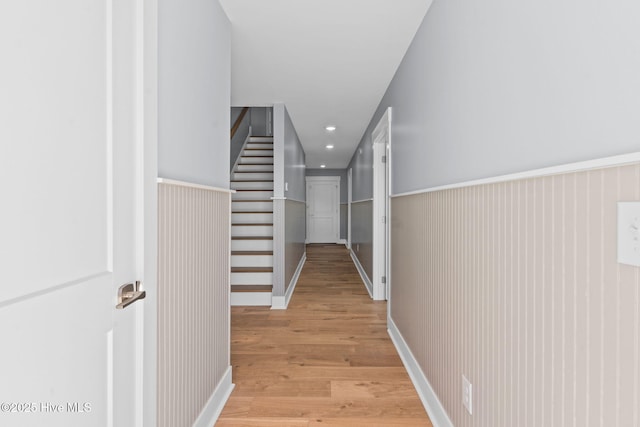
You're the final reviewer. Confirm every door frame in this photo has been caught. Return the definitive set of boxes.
[372,108,391,301]
[142,0,159,425]
[306,176,341,243]
[347,168,353,250]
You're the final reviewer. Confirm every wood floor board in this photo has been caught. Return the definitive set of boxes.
[218,397,253,418]
[231,379,331,397]
[245,397,429,418]
[330,380,419,399]
[217,244,431,426]
[231,354,292,368]
[216,418,310,427]
[231,319,291,328]
[231,366,414,383]
[308,418,432,426]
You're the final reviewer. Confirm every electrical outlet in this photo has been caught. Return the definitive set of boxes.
[618,202,640,266]
[462,375,472,415]
[356,244,360,252]
[285,182,288,192]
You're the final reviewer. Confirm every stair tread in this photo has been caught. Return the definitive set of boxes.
[231,285,272,293]
[232,212,273,215]
[232,236,274,240]
[232,251,274,256]
[232,223,273,226]
[231,267,273,273]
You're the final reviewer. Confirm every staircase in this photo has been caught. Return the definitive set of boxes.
[230,136,274,306]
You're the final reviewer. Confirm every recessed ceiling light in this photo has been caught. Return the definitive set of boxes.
[325,126,336,131]
[320,164,326,168]
[326,144,334,149]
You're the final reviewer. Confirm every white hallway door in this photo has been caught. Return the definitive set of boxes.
[0,2,148,427]
[306,177,340,243]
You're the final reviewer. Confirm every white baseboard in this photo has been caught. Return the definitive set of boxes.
[230,291,272,306]
[387,318,453,427]
[192,366,235,427]
[272,253,306,310]
[349,249,372,298]
[337,239,347,245]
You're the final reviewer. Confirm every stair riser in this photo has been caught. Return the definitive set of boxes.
[233,172,274,181]
[239,157,273,165]
[248,137,274,143]
[233,191,274,200]
[243,150,273,156]
[231,240,273,251]
[231,255,273,268]
[231,181,273,190]
[231,226,273,237]
[231,272,273,285]
[231,213,273,223]
[232,201,273,211]
[230,291,271,306]
[246,143,273,150]
[236,164,274,172]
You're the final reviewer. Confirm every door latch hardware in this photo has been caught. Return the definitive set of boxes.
[116,281,146,309]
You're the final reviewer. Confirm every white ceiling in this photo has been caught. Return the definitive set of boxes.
[219,0,431,169]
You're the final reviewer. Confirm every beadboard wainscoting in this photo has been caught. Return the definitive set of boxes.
[158,180,233,427]
[272,198,307,309]
[285,199,306,292]
[390,162,640,427]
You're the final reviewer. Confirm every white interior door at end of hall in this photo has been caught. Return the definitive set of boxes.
[307,180,339,243]
[0,2,142,427]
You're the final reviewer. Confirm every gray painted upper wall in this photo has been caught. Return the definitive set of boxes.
[158,0,230,188]
[274,104,306,201]
[348,138,374,202]
[250,107,273,137]
[352,0,640,195]
[306,169,348,203]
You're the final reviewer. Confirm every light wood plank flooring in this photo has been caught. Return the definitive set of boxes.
[217,244,432,426]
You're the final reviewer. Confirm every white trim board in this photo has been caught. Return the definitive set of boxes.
[392,152,640,198]
[191,366,235,427]
[158,178,235,194]
[272,253,306,310]
[349,249,372,298]
[387,319,453,427]
[372,107,391,302]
